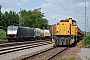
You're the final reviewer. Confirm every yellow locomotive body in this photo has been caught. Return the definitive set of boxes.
[52,18,78,46]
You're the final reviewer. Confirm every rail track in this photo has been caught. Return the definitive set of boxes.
[0,40,51,55]
[15,46,68,60]
[0,40,51,48]
[46,47,68,60]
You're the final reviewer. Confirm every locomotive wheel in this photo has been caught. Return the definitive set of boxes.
[8,39,15,42]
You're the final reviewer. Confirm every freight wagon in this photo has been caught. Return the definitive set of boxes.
[34,28,41,40]
[40,29,51,40]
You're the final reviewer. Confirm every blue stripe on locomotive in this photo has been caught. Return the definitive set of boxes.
[34,28,36,37]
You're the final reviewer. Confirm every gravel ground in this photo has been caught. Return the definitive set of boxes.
[0,42,82,60]
[1,40,88,60]
[13,47,66,60]
[13,46,54,60]
[58,46,82,60]
[0,44,53,60]
[26,47,65,60]
[13,45,82,60]
[79,48,90,60]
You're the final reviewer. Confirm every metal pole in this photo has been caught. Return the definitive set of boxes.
[87,19,88,35]
[85,1,86,35]
[19,8,22,25]
[0,5,1,17]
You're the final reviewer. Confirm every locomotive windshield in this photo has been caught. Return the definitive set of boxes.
[8,26,18,30]
[7,26,18,35]
[72,22,76,26]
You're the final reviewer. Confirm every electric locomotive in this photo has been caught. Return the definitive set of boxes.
[7,26,34,42]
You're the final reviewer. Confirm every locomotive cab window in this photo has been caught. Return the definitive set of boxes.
[8,26,18,30]
[57,23,59,25]
[72,22,76,26]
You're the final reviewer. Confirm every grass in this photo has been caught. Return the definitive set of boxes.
[40,58,46,60]
[81,34,90,48]
[39,57,75,60]
[0,29,6,40]
[59,57,75,60]
[0,39,8,42]
[84,56,90,60]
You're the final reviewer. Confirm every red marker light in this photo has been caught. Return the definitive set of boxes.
[9,34,14,37]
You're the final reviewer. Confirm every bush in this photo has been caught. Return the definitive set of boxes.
[81,35,90,47]
[0,29,6,40]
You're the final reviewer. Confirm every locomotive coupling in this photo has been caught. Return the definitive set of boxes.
[69,39,74,44]
[52,39,58,47]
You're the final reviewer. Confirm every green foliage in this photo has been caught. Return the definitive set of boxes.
[21,8,49,29]
[81,34,90,47]
[0,10,19,30]
[0,29,6,40]
[84,56,90,60]
[59,58,75,60]
[0,5,49,30]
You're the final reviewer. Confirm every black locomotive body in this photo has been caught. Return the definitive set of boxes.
[7,26,34,42]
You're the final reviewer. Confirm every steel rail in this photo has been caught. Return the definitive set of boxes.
[0,40,51,48]
[21,47,54,60]
[0,41,51,55]
[47,47,68,60]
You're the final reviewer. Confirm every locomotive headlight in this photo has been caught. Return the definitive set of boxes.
[9,34,15,37]
[57,31,58,34]
[68,31,70,34]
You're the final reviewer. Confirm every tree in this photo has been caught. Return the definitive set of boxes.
[21,8,49,29]
[8,11,19,25]
[0,7,49,30]
[0,10,19,30]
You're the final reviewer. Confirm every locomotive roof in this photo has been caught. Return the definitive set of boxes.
[60,19,76,22]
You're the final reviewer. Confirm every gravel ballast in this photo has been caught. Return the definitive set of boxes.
[0,43,83,60]
[0,44,53,60]
[14,45,82,60]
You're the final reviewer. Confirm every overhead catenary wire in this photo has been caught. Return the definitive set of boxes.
[67,0,73,12]
[67,0,75,17]
[56,0,72,17]
[67,0,79,20]
[18,0,43,12]
[18,0,33,8]
[18,0,33,25]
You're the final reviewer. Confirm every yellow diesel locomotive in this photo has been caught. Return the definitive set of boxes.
[50,18,84,46]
